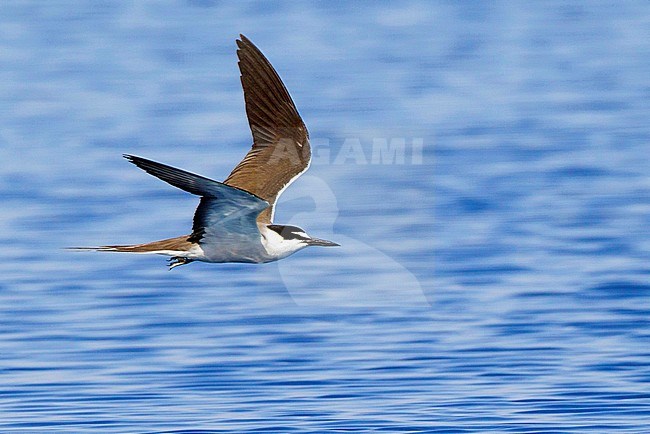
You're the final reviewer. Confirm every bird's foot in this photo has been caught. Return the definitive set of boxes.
[168,256,193,270]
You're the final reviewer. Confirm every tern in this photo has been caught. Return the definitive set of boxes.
[77,35,339,269]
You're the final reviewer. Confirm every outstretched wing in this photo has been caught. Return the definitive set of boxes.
[124,155,269,244]
[224,35,311,223]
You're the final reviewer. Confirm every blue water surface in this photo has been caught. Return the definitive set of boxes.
[1,1,649,432]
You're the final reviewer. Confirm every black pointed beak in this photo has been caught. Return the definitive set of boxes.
[306,238,340,247]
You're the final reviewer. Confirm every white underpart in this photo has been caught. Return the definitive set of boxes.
[269,143,311,222]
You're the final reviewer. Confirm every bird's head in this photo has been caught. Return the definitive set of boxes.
[264,224,339,258]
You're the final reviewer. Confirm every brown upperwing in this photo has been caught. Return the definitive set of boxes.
[224,35,311,224]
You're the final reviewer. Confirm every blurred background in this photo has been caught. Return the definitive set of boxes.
[0,1,649,431]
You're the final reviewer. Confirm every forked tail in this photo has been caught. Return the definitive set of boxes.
[69,235,197,269]
[69,235,195,254]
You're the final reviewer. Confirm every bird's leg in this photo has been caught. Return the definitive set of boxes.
[168,256,193,270]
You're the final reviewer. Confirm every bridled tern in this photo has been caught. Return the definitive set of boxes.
[77,35,339,269]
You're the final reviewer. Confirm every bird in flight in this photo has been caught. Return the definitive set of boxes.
[77,35,338,269]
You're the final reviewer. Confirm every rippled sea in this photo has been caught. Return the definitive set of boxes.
[1,1,649,432]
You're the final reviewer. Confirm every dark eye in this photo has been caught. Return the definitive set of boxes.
[288,231,309,241]
[268,225,307,240]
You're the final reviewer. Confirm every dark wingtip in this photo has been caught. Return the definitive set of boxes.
[236,34,247,50]
[123,154,148,169]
